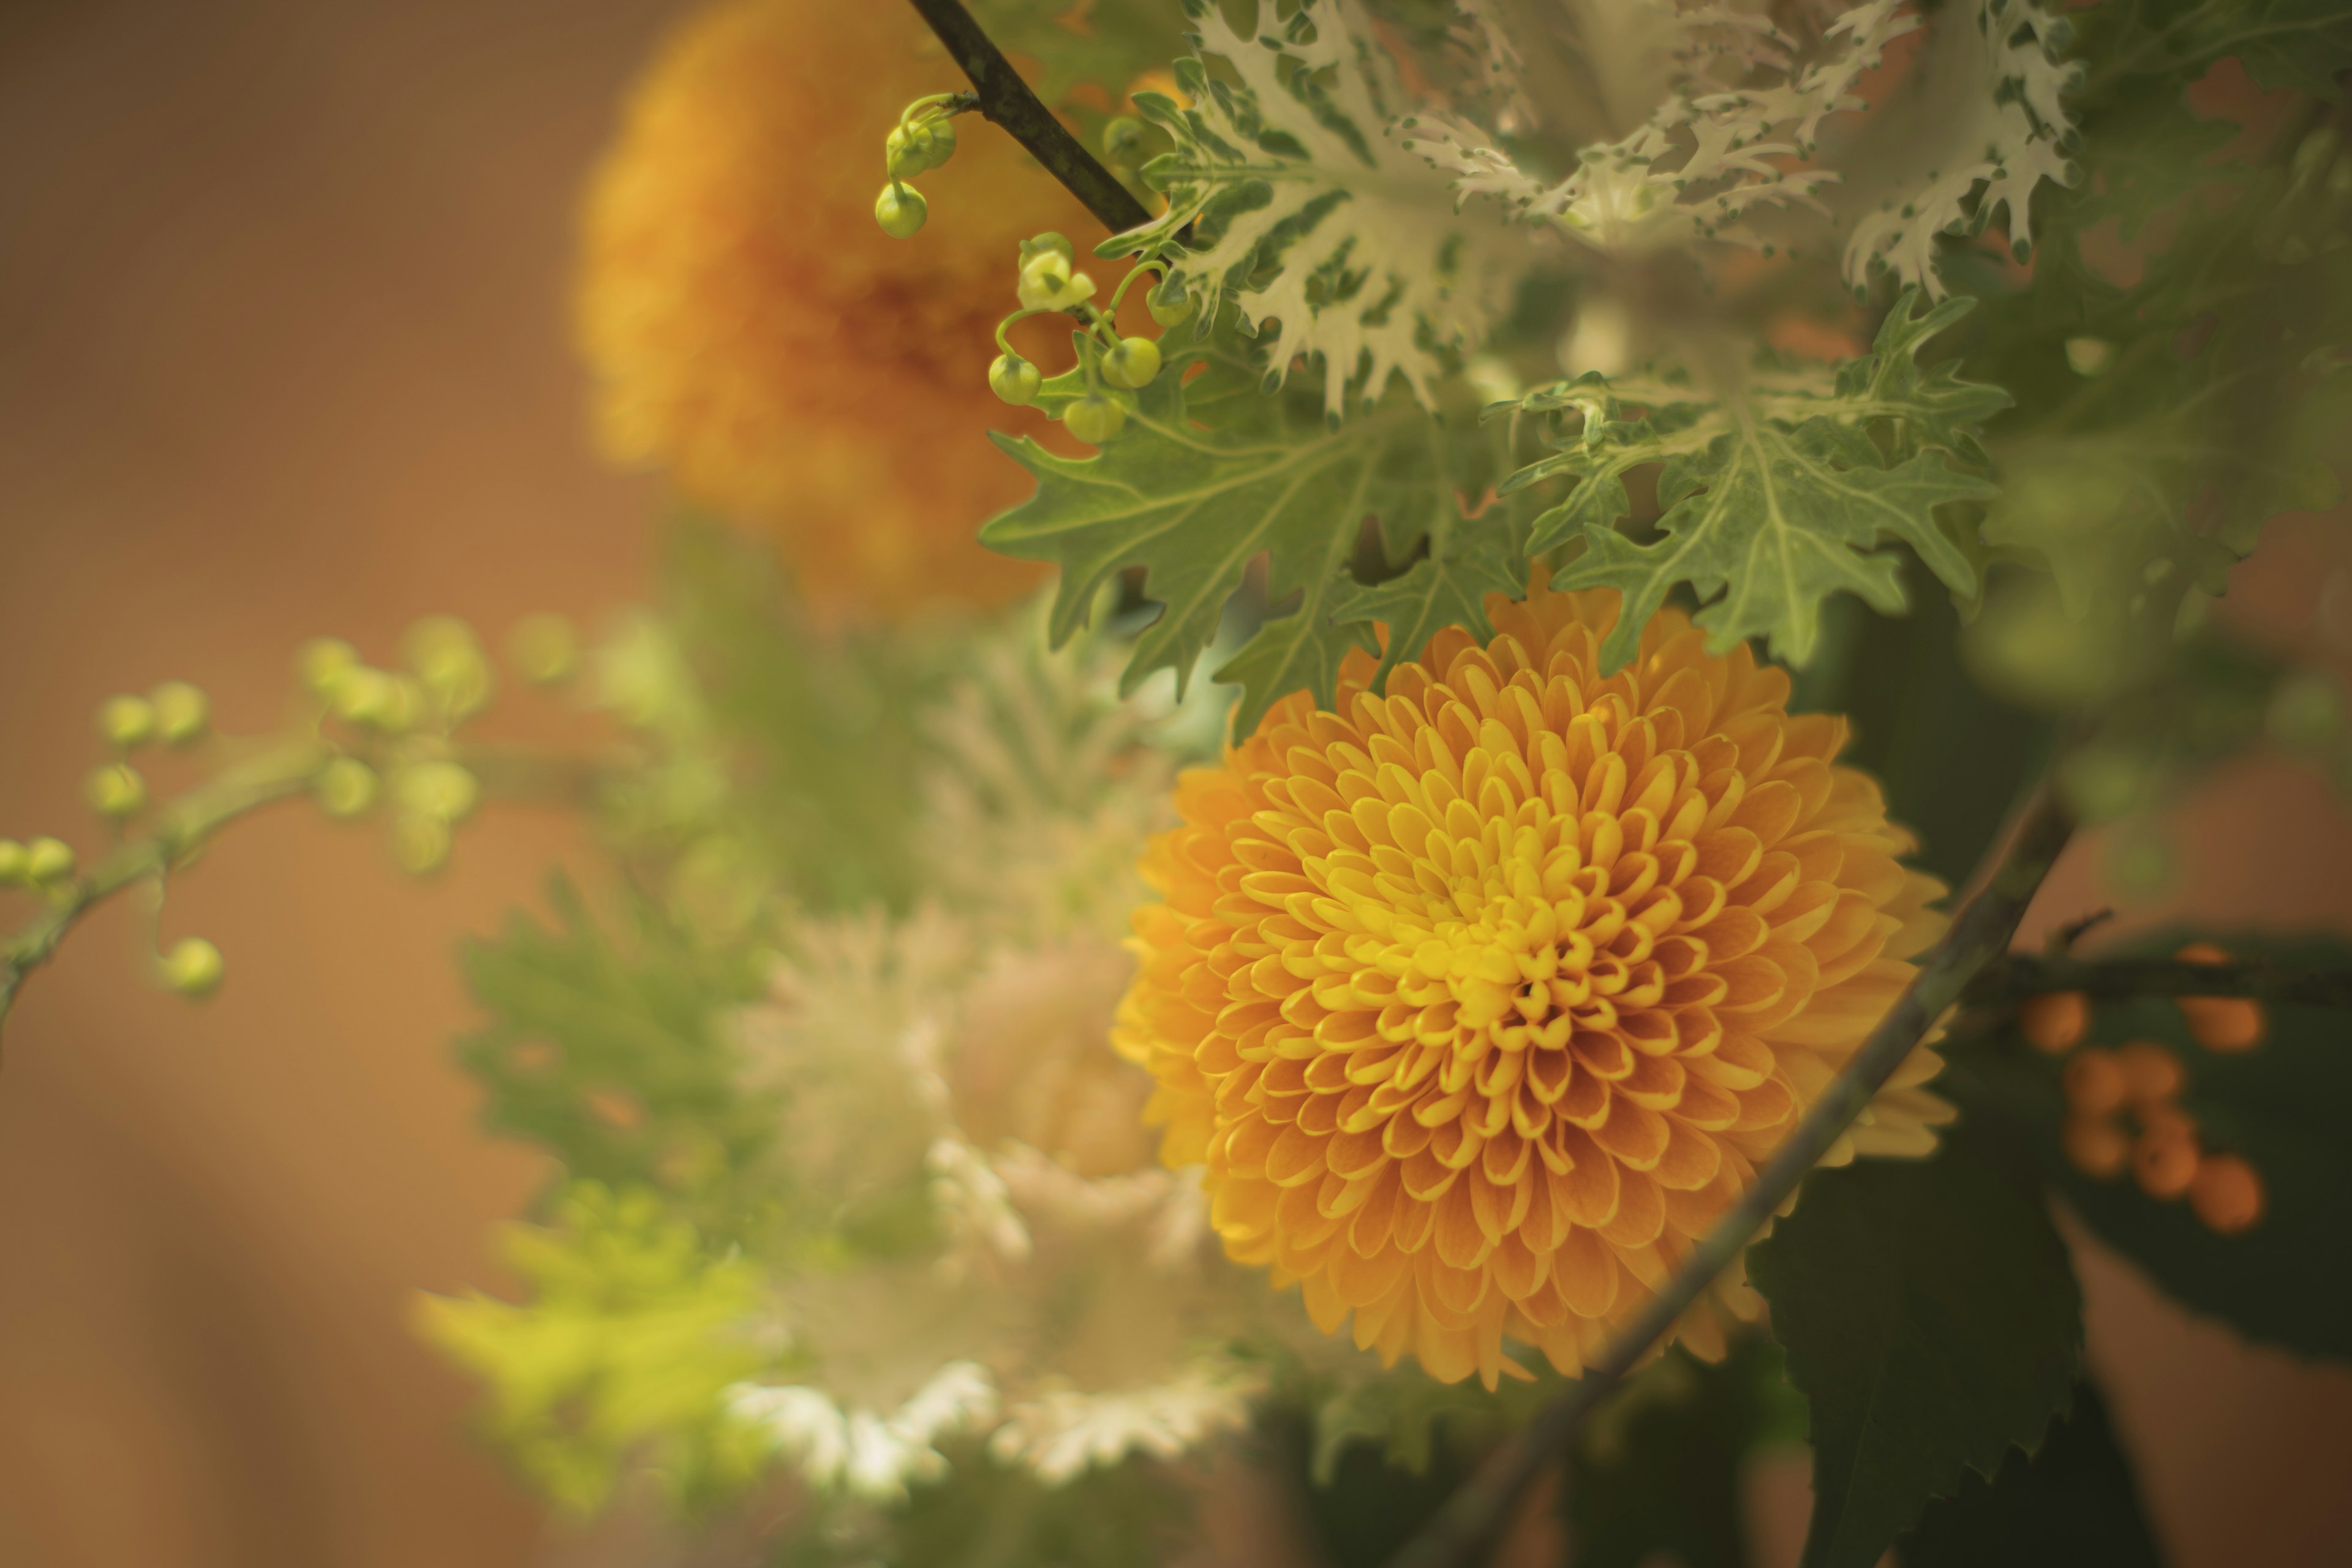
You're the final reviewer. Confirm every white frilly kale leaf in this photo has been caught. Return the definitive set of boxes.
[1498,290,2010,671]
[1834,0,2086,288]
[1408,0,1919,258]
[1104,0,1532,419]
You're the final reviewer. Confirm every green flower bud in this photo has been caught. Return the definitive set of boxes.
[922,117,956,167]
[875,182,929,239]
[1101,116,1148,164]
[329,666,397,725]
[391,814,452,876]
[160,936,225,999]
[1063,393,1127,445]
[1146,275,1193,328]
[99,695,157,749]
[1102,335,1162,390]
[506,613,578,685]
[315,757,380,818]
[24,836,77,884]
[0,840,28,884]
[149,682,211,746]
[989,352,1042,406]
[298,637,360,696]
[1019,232,1076,270]
[1018,249,1095,311]
[85,763,147,819]
[885,125,925,178]
[392,760,480,823]
[405,616,493,720]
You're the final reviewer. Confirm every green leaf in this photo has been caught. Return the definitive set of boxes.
[1750,1137,2084,1568]
[2087,0,2352,100]
[1566,1338,1811,1568]
[456,878,769,1216]
[1787,556,2055,886]
[1993,932,2352,1360]
[981,320,1525,735]
[417,1182,770,1513]
[1898,1379,2164,1568]
[1503,292,2008,672]
[1954,118,2352,639]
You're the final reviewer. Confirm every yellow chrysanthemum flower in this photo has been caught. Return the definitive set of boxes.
[578,1,1087,614]
[1114,582,1954,1387]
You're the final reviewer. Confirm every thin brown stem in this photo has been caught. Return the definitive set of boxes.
[1384,789,2078,1568]
[1973,952,2352,1008]
[0,738,330,1043]
[905,0,1155,234]
[0,738,611,1053]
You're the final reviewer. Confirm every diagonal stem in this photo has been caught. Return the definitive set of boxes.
[1384,788,2078,1568]
[1972,951,2352,1008]
[905,0,1155,234]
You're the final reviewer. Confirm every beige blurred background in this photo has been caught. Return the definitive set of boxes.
[0,1,2347,1564]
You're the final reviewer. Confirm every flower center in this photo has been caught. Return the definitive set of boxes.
[1339,814,1674,1104]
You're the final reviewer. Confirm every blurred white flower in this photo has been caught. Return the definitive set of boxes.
[729,1360,998,1501]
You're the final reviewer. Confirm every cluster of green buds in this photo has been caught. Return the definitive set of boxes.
[987,233,1193,446]
[298,612,576,875]
[874,92,975,240]
[1,614,589,1019]
[0,835,81,893]
[2,680,222,999]
[82,680,212,824]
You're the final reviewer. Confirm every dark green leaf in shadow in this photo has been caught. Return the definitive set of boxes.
[1899,1377,2165,1568]
[1751,1136,2083,1568]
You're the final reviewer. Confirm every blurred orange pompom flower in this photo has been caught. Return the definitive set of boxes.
[578,0,1089,614]
[1114,582,1956,1387]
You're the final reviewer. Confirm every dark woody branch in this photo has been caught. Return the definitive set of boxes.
[905,0,1156,234]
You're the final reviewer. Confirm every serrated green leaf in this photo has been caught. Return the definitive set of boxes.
[1898,1379,2164,1568]
[1750,1138,2083,1568]
[1504,292,2007,672]
[1329,416,1531,692]
[981,319,1521,735]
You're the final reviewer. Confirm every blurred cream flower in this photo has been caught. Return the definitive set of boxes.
[720,609,1281,1493]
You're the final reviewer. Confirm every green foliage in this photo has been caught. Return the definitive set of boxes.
[1790,561,2054,886]
[1564,1338,1811,1568]
[2085,0,2352,100]
[455,878,771,1224]
[967,0,1193,113]
[1898,1379,2164,1568]
[1308,1359,1556,1483]
[1983,932,2352,1360]
[1751,1137,2084,1568]
[1500,293,2008,672]
[1964,164,2351,628]
[417,1182,772,1513]
[609,525,945,918]
[981,315,1529,735]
